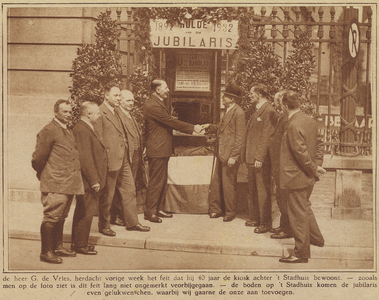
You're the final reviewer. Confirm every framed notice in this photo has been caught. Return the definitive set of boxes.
[174,51,212,92]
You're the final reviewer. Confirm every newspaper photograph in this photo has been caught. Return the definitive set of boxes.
[2,1,378,299]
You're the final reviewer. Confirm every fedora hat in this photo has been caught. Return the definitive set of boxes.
[223,80,242,99]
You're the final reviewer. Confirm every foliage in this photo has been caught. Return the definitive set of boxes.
[69,12,123,124]
[233,28,283,118]
[280,31,317,116]
[128,67,151,138]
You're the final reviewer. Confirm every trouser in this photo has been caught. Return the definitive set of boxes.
[71,190,100,248]
[208,158,239,217]
[283,185,324,258]
[246,162,272,226]
[112,152,141,221]
[40,192,74,253]
[273,176,293,235]
[99,154,139,229]
[145,157,169,216]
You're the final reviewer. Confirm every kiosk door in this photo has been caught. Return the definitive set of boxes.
[164,48,221,148]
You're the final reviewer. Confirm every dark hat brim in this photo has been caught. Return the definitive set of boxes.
[223,91,241,99]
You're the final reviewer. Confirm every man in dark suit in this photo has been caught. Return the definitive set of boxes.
[95,84,150,235]
[245,83,278,233]
[32,100,84,263]
[111,89,146,225]
[144,79,202,223]
[279,90,325,263]
[71,101,107,255]
[205,81,246,222]
[268,90,293,239]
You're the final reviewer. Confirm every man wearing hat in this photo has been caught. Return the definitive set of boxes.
[204,81,246,222]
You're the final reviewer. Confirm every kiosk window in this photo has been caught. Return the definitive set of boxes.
[175,52,212,92]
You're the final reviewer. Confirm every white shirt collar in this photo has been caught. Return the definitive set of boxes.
[154,93,164,102]
[256,99,267,111]
[54,117,67,129]
[288,108,301,120]
[120,106,132,118]
[104,100,115,114]
[81,118,94,131]
[226,103,235,114]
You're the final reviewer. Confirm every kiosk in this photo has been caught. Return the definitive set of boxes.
[150,19,239,213]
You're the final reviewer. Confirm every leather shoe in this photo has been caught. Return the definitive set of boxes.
[270,231,293,239]
[111,216,125,226]
[99,228,116,236]
[245,220,259,227]
[53,245,76,257]
[40,251,63,264]
[127,224,151,232]
[279,255,308,263]
[144,214,162,223]
[157,210,173,218]
[254,225,271,234]
[269,227,281,233]
[75,246,98,255]
[209,212,222,218]
[223,216,235,222]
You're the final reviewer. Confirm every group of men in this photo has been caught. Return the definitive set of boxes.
[32,77,325,265]
[32,79,201,264]
[206,81,325,263]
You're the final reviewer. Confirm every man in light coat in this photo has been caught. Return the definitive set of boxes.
[95,84,150,235]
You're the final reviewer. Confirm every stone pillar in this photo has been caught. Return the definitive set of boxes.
[331,169,364,219]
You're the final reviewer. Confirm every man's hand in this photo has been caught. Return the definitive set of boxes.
[92,183,101,192]
[254,160,262,169]
[202,124,210,130]
[316,166,326,178]
[227,158,236,167]
[194,124,203,134]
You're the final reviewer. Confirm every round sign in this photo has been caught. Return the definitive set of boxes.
[348,20,360,59]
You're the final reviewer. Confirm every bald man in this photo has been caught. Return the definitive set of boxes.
[111,90,146,226]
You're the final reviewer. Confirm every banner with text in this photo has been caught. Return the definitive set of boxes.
[150,19,238,49]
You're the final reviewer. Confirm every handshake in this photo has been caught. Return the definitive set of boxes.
[193,124,211,135]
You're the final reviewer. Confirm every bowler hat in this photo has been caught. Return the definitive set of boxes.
[223,81,242,99]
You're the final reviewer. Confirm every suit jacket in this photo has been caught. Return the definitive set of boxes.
[268,112,288,184]
[117,109,143,164]
[94,103,127,172]
[144,95,194,158]
[31,119,84,195]
[210,104,246,164]
[279,111,324,190]
[245,102,278,164]
[73,120,108,191]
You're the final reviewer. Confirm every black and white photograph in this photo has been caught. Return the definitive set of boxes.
[2,1,378,299]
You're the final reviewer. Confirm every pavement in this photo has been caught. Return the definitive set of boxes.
[8,200,375,263]
[4,201,375,261]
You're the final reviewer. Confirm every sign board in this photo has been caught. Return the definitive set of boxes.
[347,19,360,59]
[150,19,238,49]
[319,114,372,130]
[175,52,211,92]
